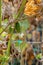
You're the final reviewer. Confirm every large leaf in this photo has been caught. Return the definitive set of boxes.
[19,19,30,32]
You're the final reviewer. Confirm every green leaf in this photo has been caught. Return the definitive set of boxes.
[19,19,30,32]
[9,26,13,33]
[15,22,21,33]
[4,19,8,23]
[1,32,7,37]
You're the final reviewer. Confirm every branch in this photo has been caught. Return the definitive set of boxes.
[0,17,27,35]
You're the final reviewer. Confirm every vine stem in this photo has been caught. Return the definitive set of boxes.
[0,16,27,35]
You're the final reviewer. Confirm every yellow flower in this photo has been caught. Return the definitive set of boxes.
[35,0,41,4]
[24,0,41,16]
